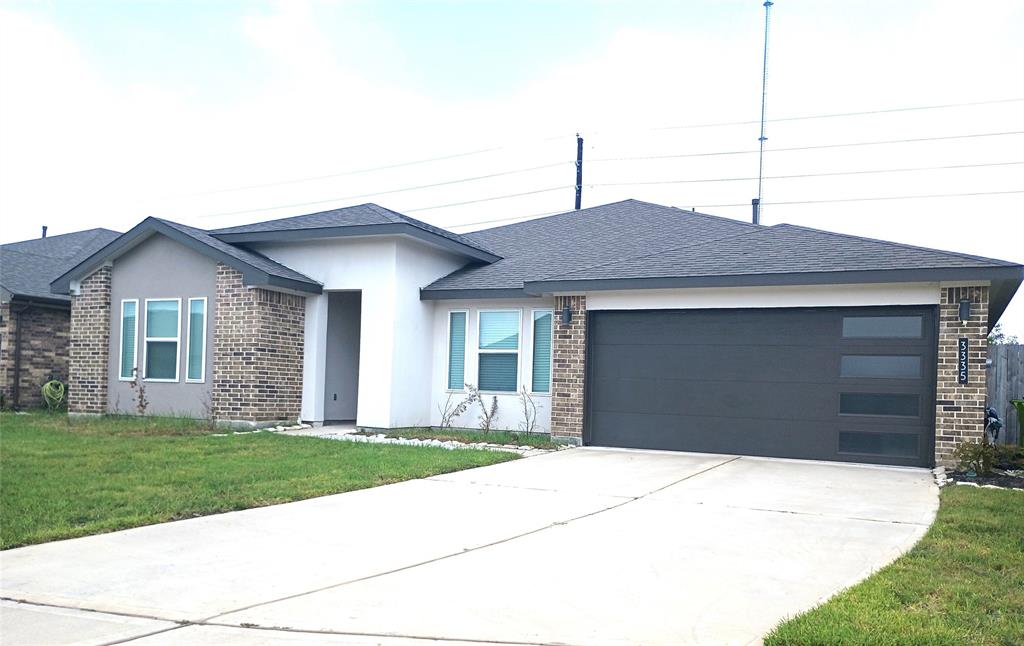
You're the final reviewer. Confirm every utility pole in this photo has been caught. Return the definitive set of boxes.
[575,133,584,210]
[754,0,773,223]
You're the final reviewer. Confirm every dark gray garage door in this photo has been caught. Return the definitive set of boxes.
[586,307,936,467]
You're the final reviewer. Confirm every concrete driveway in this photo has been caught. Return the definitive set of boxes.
[1,448,938,646]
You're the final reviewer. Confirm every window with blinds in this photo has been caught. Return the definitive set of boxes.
[144,299,180,381]
[119,300,138,380]
[186,298,207,382]
[478,310,520,392]
[447,311,466,390]
[532,310,552,393]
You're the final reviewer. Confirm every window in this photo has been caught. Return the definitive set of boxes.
[186,298,207,382]
[119,300,138,380]
[144,299,180,381]
[478,310,520,392]
[842,316,922,338]
[447,311,467,390]
[840,393,919,417]
[840,355,921,379]
[532,310,552,393]
[839,431,918,457]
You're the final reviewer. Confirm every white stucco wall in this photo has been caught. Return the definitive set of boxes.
[584,282,942,311]
[250,235,466,428]
[429,298,555,433]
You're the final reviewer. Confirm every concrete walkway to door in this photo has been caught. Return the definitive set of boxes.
[0,448,938,646]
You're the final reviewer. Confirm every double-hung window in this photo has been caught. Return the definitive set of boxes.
[144,299,180,381]
[531,310,553,393]
[186,298,207,382]
[478,310,520,392]
[447,311,467,390]
[119,299,139,380]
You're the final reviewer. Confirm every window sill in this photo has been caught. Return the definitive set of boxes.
[143,378,179,383]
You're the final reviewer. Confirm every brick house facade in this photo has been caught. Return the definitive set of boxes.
[0,302,71,409]
[68,267,112,414]
[551,295,587,445]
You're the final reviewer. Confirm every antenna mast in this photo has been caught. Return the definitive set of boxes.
[754,0,774,224]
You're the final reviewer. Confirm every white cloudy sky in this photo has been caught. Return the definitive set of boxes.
[1,0,1022,331]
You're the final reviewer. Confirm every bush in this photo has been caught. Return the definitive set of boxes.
[994,444,1024,471]
[953,438,997,475]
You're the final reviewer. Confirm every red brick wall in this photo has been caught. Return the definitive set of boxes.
[68,267,112,414]
[212,265,305,425]
[935,285,989,466]
[550,294,586,444]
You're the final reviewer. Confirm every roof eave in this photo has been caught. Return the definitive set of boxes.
[50,218,321,296]
[212,223,501,263]
[419,287,531,300]
[523,265,1024,299]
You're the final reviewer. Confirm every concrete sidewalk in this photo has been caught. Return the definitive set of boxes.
[0,449,938,646]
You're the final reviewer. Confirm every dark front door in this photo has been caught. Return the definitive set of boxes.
[586,307,936,467]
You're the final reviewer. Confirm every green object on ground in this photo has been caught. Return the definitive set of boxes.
[1012,399,1024,447]
[764,486,1024,646]
[0,412,516,549]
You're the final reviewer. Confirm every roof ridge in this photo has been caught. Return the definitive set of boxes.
[667,205,761,229]
[1,227,119,249]
[468,199,643,236]
[536,224,772,282]
[775,223,1019,267]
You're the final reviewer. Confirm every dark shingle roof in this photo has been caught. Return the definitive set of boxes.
[1,229,121,302]
[423,199,758,294]
[211,203,499,260]
[537,223,1019,284]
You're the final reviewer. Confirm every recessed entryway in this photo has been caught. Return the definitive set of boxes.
[323,291,361,423]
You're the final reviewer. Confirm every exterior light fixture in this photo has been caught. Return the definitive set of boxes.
[958,298,971,322]
[562,304,572,326]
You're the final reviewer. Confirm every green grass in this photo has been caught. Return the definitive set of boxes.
[0,412,516,549]
[765,486,1024,646]
[366,427,561,449]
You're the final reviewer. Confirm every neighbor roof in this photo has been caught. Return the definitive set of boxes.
[211,203,500,263]
[1,228,121,304]
[422,200,758,297]
[50,218,322,296]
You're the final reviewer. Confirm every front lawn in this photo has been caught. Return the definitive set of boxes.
[765,486,1024,646]
[0,412,516,549]
[366,427,561,449]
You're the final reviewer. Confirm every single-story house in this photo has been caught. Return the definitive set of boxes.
[1,227,120,408]
[51,199,1022,468]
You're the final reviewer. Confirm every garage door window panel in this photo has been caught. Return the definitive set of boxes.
[838,431,918,457]
[478,310,520,392]
[840,355,922,379]
[840,392,920,417]
[842,315,923,339]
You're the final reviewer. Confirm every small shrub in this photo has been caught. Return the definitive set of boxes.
[994,444,1024,471]
[466,384,498,432]
[127,368,149,416]
[41,380,66,413]
[953,438,997,475]
[438,387,479,429]
[516,387,540,441]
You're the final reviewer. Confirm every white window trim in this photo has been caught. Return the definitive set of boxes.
[118,299,139,381]
[476,308,522,394]
[185,297,207,383]
[142,297,181,383]
[530,308,554,396]
[445,309,468,392]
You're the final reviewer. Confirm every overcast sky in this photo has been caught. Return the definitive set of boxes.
[1,0,1022,332]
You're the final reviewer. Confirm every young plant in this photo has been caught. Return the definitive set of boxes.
[467,384,498,433]
[127,368,149,416]
[437,387,479,429]
[953,437,997,476]
[517,387,539,441]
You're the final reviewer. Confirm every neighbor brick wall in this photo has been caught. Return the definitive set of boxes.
[213,264,305,425]
[551,294,587,444]
[0,302,71,408]
[68,267,112,414]
[935,285,989,466]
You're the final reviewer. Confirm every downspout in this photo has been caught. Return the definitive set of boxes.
[11,301,30,409]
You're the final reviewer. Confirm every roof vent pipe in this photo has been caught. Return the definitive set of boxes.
[751,199,761,225]
[41,225,48,238]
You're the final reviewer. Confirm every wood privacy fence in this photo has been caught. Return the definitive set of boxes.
[987,344,1024,445]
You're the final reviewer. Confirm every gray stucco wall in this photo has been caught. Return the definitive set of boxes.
[108,234,217,417]
[323,291,360,420]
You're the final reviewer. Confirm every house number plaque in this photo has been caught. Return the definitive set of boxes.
[957,337,969,384]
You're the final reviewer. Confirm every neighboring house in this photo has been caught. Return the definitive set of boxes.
[51,200,1021,468]
[0,227,121,408]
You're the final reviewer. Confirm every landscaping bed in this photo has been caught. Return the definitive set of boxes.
[947,443,1024,490]
[765,486,1024,645]
[354,428,562,450]
[0,412,516,549]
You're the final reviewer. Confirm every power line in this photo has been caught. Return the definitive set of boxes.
[446,189,1024,231]
[589,130,1024,163]
[404,186,569,213]
[590,161,1024,188]
[694,189,1024,209]
[178,98,1023,198]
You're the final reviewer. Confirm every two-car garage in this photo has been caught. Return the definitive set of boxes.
[585,307,936,467]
